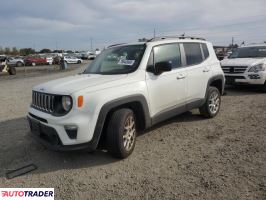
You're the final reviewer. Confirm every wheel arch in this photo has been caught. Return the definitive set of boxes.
[90,95,151,150]
[206,75,225,97]
[16,61,23,66]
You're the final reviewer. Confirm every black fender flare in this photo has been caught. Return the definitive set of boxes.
[205,74,225,99]
[88,95,151,150]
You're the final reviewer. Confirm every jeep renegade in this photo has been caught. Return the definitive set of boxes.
[28,36,225,158]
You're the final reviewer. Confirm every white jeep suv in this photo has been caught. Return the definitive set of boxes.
[221,44,266,91]
[27,37,225,158]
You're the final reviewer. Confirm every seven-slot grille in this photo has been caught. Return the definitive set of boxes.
[222,66,248,74]
[32,91,55,113]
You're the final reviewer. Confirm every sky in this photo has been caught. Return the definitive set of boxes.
[0,0,266,51]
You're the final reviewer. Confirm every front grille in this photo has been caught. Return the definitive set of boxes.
[222,66,248,74]
[225,75,246,79]
[32,91,55,113]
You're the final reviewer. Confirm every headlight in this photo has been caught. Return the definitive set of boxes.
[62,96,72,111]
[248,63,266,73]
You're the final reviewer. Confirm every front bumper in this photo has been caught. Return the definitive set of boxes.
[225,72,266,85]
[27,103,102,151]
[27,115,98,151]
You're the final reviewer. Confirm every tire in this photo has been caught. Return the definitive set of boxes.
[8,67,16,75]
[262,81,266,93]
[199,86,221,118]
[16,61,23,67]
[77,60,81,64]
[106,109,137,159]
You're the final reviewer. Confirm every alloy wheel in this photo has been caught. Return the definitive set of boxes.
[123,115,136,151]
[208,91,220,114]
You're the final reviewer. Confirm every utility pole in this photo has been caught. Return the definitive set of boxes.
[232,37,234,46]
[90,37,93,52]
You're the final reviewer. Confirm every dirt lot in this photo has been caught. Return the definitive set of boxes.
[0,64,265,200]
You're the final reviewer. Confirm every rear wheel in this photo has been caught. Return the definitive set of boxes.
[77,60,81,64]
[199,86,221,118]
[8,67,16,75]
[106,109,137,159]
[16,61,23,67]
[262,81,266,92]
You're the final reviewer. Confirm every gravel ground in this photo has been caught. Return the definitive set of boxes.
[0,64,265,200]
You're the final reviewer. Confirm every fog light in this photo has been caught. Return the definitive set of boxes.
[64,125,78,139]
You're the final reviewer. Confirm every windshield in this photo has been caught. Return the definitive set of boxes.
[229,46,266,59]
[84,44,146,75]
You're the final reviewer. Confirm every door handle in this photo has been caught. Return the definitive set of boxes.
[203,69,210,72]
[176,73,186,79]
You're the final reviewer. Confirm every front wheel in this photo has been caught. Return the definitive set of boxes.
[106,109,137,159]
[199,86,221,118]
[8,67,16,75]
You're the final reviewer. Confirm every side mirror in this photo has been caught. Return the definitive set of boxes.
[146,65,154,73]
[154,61,172,75]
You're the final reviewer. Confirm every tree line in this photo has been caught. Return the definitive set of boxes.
[0,47,77,56]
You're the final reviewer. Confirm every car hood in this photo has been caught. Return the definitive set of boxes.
[33,74,128,95]
[221,58,266,67]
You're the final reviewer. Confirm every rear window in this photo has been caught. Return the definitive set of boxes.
[183,43,203,65]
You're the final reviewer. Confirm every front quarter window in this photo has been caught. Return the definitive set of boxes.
[84,44,146,75]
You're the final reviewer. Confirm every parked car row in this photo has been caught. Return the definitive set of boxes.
[78,50,101,60]
[0,54,84,67]
[0,55,25,67]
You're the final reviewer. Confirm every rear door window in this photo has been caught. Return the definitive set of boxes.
[183,43,203,66]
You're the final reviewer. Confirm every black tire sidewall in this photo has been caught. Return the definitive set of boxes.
[262,81,266,93]
[8,67,16,75]
[107,109,136,158]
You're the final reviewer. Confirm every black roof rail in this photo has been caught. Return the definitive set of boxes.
[107,43,127,48]
[147,36,206,42]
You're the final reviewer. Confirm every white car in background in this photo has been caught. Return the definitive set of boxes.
[7,57,25,67]
[95,50,101,55]
[46,57,53,65]
[64,56,82,64]
[88,53,96,60]
[221,44,266,92]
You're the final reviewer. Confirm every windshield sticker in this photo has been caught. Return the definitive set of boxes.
[118,59,135,66]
